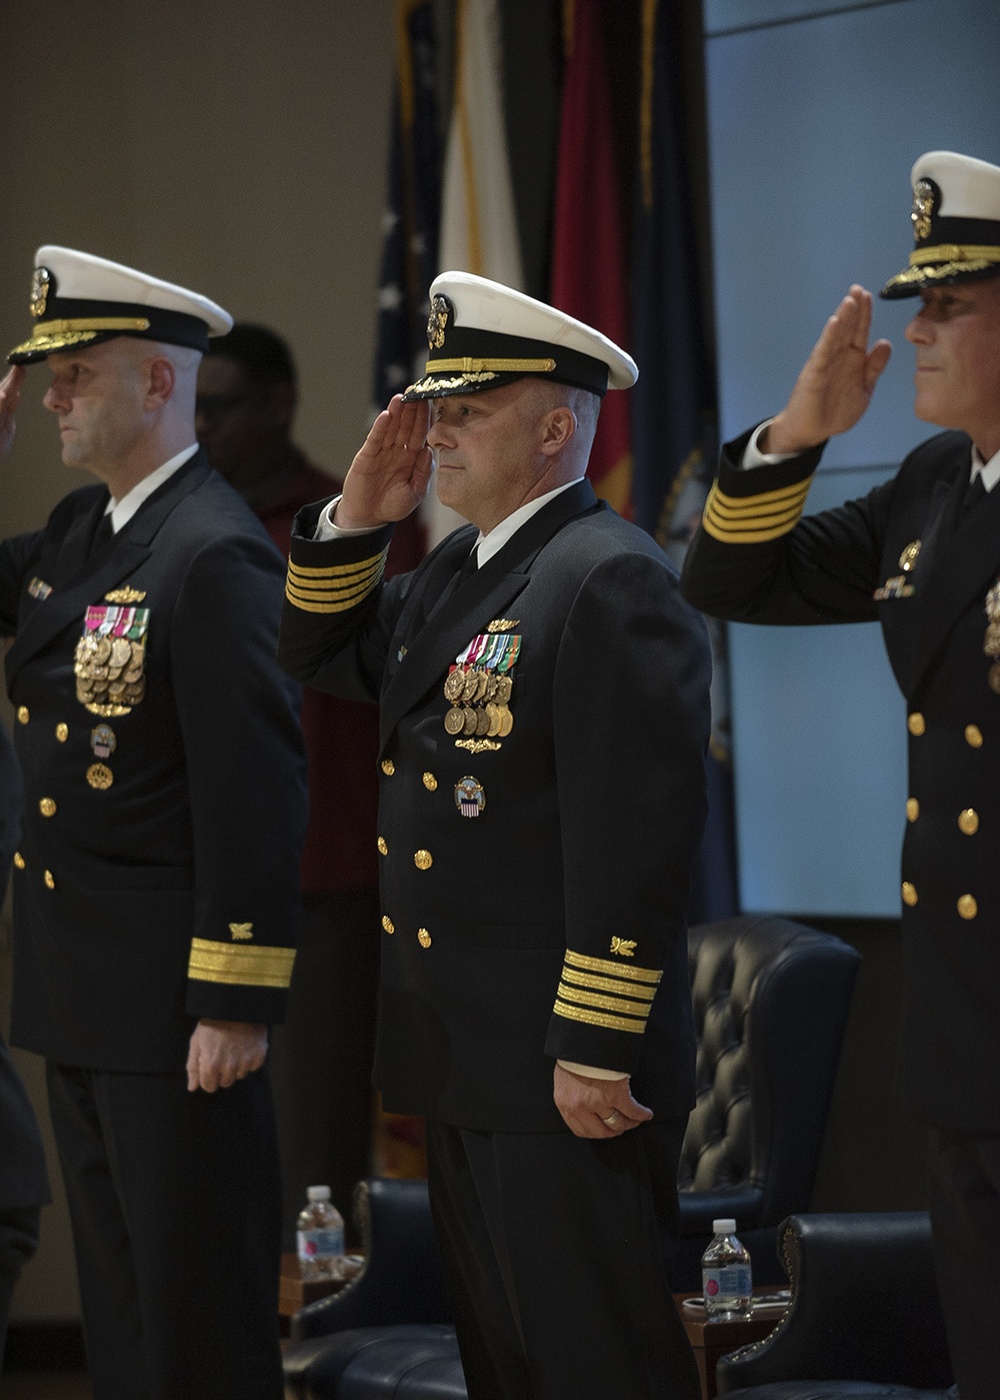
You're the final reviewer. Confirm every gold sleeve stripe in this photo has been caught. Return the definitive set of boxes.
[561,968,657,1002]
[564,949,661,983]
[288,553,388,581]
[556,982,653,1019]
[552,1000,647,1033]
[285,551,387,614]
[188,938,296,989]
[701,479,812,544]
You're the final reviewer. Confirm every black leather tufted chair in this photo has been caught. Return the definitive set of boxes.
[669,916,860,1289]
[715,1212,954,1399]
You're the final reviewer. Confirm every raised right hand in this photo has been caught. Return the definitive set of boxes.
[336,394,433,529]
[764,285,892,455]
[0,366,25,459]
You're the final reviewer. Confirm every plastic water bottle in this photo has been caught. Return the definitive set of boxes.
[296,1185,345,1281]
[701,1218,752,1319]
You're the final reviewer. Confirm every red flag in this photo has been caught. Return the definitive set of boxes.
[550,0,633,518]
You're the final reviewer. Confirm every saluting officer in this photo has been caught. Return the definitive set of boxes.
[279,272,711,1400]
[0,246,307,1400]
[681,151,1000,1400]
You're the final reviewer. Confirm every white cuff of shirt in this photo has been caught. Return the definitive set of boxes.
[557,1060,628,1080]
[742,419,800,468]
[314,495,383,541]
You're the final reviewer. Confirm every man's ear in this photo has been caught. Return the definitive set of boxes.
[540,406,577,456]
[146,356,177,408]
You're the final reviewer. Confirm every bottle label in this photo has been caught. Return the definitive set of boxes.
[297,1227,344,1261]
[703,1265,752,1298]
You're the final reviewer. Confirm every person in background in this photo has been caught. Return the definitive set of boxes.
[681,150,1000,1400]
[197,325,423,1236]
[278,271,711,1400]
[0,722,50,1373]
[0,246,306,1400]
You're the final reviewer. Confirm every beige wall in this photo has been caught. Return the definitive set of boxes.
[0,0,398,1323]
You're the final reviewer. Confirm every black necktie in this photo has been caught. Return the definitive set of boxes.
[89,514,114,557]
[961,472,987,518]
[458,546,479,580]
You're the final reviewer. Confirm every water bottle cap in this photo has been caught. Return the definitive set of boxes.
[713,1218,736,1234]
[307,1185,332,1202]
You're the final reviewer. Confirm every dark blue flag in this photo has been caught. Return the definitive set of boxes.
[631,0,738,921]
[372,0,442,418]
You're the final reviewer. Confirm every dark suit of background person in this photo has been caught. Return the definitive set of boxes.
[0,722,50,1373]
[279,272,711,1400]
[681,151,1000,1400]
[0,247,307,1400]
[197,325,424,1240]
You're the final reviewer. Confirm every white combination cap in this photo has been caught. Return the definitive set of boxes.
[403,270,637,400]
[9,244,233,363]
[881,150,1000,298]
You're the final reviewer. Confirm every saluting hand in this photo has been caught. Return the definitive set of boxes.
[0,366,25,459]
[764,285,892,456]
[336,394,433,530]
[553,1063,654,1139]
[186,1019,268,1093]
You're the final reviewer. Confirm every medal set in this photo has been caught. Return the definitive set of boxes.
[443,632,520,742]
[75,605,149,717]
[984,581,1000,693]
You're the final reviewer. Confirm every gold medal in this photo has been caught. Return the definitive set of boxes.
[444,708,466,736]
[486,702,501,737]
[989,662,1000,694]
[110,637,131,668]
[95,636,113,664]
[444,669,466,702]
[475,707,490,736]
[462,705,478,736]
[494,675,512,705]
[498,704,513,737]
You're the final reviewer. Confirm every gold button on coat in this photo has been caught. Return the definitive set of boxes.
[958,894,978,920]
[907,713,925,736]
[417,928,432,948]
[44,870,55,890]
[55,723,69,742]
[906,798,919,822]
[958,809,980,836]
[382,915,395,934]
[414,850,433,871]
[423,772,438,791]
[16,706,28,724]
[902,882,918,906]
[39,798,56,818]
[965,725,984,748]
[377,837,388,855]
[381,759,395,776]
[13,852,25,870]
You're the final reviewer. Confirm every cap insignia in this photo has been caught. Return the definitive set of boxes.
[426,294,451,350]
[30,267,51,319]
[912,179,936,243]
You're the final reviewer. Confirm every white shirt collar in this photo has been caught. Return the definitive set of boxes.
[106,443,199,532]
[473,478,585,567]
[971,444,1000,494]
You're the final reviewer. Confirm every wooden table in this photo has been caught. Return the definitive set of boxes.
[674,1291,789,1400]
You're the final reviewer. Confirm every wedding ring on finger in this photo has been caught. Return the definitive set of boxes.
[601,1109,621,1127]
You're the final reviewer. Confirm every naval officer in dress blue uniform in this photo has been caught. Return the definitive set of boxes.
[0,247,307,1400]
[681,150,1000,1400]
[279,272,711,1400]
